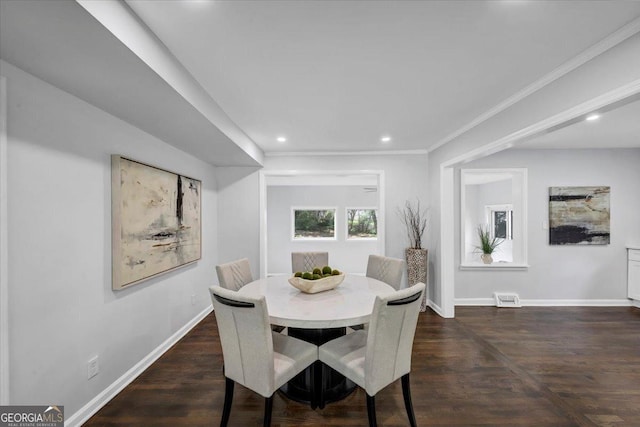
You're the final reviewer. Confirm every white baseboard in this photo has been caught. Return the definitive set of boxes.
[522,299,632,307]
[455,298,633,307]
[427,299,447,317]
[65,305,213,427]
[632,300,640,309]
[455,298,494,306]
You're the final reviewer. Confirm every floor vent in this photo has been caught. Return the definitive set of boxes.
[494,292,521,308]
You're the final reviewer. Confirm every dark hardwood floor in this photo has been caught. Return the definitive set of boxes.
[85,306,640,426]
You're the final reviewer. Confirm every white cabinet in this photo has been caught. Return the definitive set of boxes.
[628,249,640,300]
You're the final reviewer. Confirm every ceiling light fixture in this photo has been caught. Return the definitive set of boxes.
[585,114,600,121]
[381,136,392,143]
[186,0,214,7]
[277,136,287,143]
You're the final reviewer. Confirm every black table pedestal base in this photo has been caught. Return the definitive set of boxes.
[279,327,356,409]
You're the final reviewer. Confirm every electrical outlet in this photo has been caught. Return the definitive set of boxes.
[88,356,99,379]
[191,294,196,306]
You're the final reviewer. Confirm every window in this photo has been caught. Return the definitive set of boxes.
[346,208,378,239]
[486,204,513,240]
[460,168,527,267]
[292,208,336,240]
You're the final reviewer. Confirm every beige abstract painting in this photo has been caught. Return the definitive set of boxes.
[549,186,610,245]
[112,156,201,290]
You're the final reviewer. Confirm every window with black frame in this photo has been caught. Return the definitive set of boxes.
[489,207,513,240]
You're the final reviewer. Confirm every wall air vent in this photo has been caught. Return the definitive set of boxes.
[494,292,521,308]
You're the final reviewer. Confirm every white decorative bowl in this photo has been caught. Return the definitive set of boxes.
[288,273,345,294]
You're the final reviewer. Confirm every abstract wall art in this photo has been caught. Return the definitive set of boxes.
[111,155,201,290]
[549,186,610,245]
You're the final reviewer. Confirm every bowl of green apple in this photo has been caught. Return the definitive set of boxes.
[288,266,345,294]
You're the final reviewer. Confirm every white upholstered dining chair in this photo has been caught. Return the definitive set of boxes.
[215,258,253,291]
[210,285,318,427]
[318,282,425,427]
[291,251,329,273]
[366,254,405,290]
[215,258,286,333]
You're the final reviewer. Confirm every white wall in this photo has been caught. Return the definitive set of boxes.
[428,31,640,315]
[215,166,261,278]
[267,185,378,275]
[455,148,640,302]
[216,154,429,287]
[2,61,217,417]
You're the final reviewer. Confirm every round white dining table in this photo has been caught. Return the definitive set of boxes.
[238,274,396,328]
[238,274,396,408]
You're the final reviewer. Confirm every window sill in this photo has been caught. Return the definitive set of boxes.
[292,238,337,242]
[459,263,529,271]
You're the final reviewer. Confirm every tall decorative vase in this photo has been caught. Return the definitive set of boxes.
[406,248,428,312]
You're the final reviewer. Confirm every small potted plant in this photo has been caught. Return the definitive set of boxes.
[475,225,503,264]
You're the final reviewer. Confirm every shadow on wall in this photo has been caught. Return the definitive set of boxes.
[215,166,262,190]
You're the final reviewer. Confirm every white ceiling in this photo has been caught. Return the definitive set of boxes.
[517,96,640,149]
[0,0,261,166]
[126,0,640,153]
[1,0,640,165]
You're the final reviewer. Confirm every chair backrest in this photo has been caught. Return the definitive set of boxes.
[364,282,425,396]
[366,255,405,290]
[209,286,275,397]
[291,252,329,273]
[216,258,253,291]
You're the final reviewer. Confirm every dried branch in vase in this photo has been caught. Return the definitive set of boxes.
[399,200,428,249]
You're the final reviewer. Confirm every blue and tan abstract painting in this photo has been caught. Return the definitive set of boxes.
[112,156,201,289]
[549,186,610,245]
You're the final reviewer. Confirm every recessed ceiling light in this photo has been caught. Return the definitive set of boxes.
[277,136,287,143]
[586,114,600,121]
[381,136,392,143]
[186,0,214,7]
